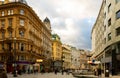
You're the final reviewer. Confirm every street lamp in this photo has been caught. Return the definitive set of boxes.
[13,37,17,77]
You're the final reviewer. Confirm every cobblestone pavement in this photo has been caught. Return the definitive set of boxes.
[7,72,76,78]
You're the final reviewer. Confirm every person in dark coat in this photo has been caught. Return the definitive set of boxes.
[97,68,101,77]
[54,68,58,74]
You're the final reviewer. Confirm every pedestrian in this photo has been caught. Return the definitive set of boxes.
[97,68,101,78]
[62,70,64,75]
[54,68,58,74]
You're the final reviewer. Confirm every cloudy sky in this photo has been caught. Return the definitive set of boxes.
[25,0,102,50]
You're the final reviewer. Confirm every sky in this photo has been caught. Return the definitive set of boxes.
[25,0,102,50]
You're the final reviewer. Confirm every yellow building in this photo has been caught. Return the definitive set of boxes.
[92,0,120,75]
[52,34,62,61]
[0,0,52,73]
[52,34,62,70]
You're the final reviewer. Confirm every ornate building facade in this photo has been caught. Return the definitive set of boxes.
[0,0,52,73]
[92,0,120,75]
[62,44,71,70]
[52,34,62,70]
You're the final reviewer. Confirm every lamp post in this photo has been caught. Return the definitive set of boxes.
[13,37,17,77]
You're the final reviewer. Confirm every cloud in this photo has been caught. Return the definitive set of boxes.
[26,0,102,50]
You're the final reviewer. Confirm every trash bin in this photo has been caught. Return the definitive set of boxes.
[105,69,109,77]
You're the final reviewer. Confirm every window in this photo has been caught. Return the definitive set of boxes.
[1,11,4,16]
[8,10,10,15]
[1,20,5,27]
[116,0,120,3]
[104,25,106,31]
[108,33,111,41]
[108,18,111,26]
[2,32,5,39]
[108,4,111,13]
[104,12,106,19]
[19,30,24,37]
[9,31,12,38]
[8,10,13,15]
[116,10,120,19]
[8,43,12,51]
[116,27,120,36]
[8,18,12,26]
[1,56,5,61]
[117,43,120,54]
[11,10,13,15]
[104,0,106,4]
[104,38,106,44]
[18,56,26,61]
[19,43,24,51]
[20,19,24,26]
[20,9,24,15]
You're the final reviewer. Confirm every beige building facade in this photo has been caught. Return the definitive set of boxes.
[0,0,52,73]
[62,44,71,70]
[92,0,120,75]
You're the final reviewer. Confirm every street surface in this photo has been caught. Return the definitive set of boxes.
[7,72,76,78]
